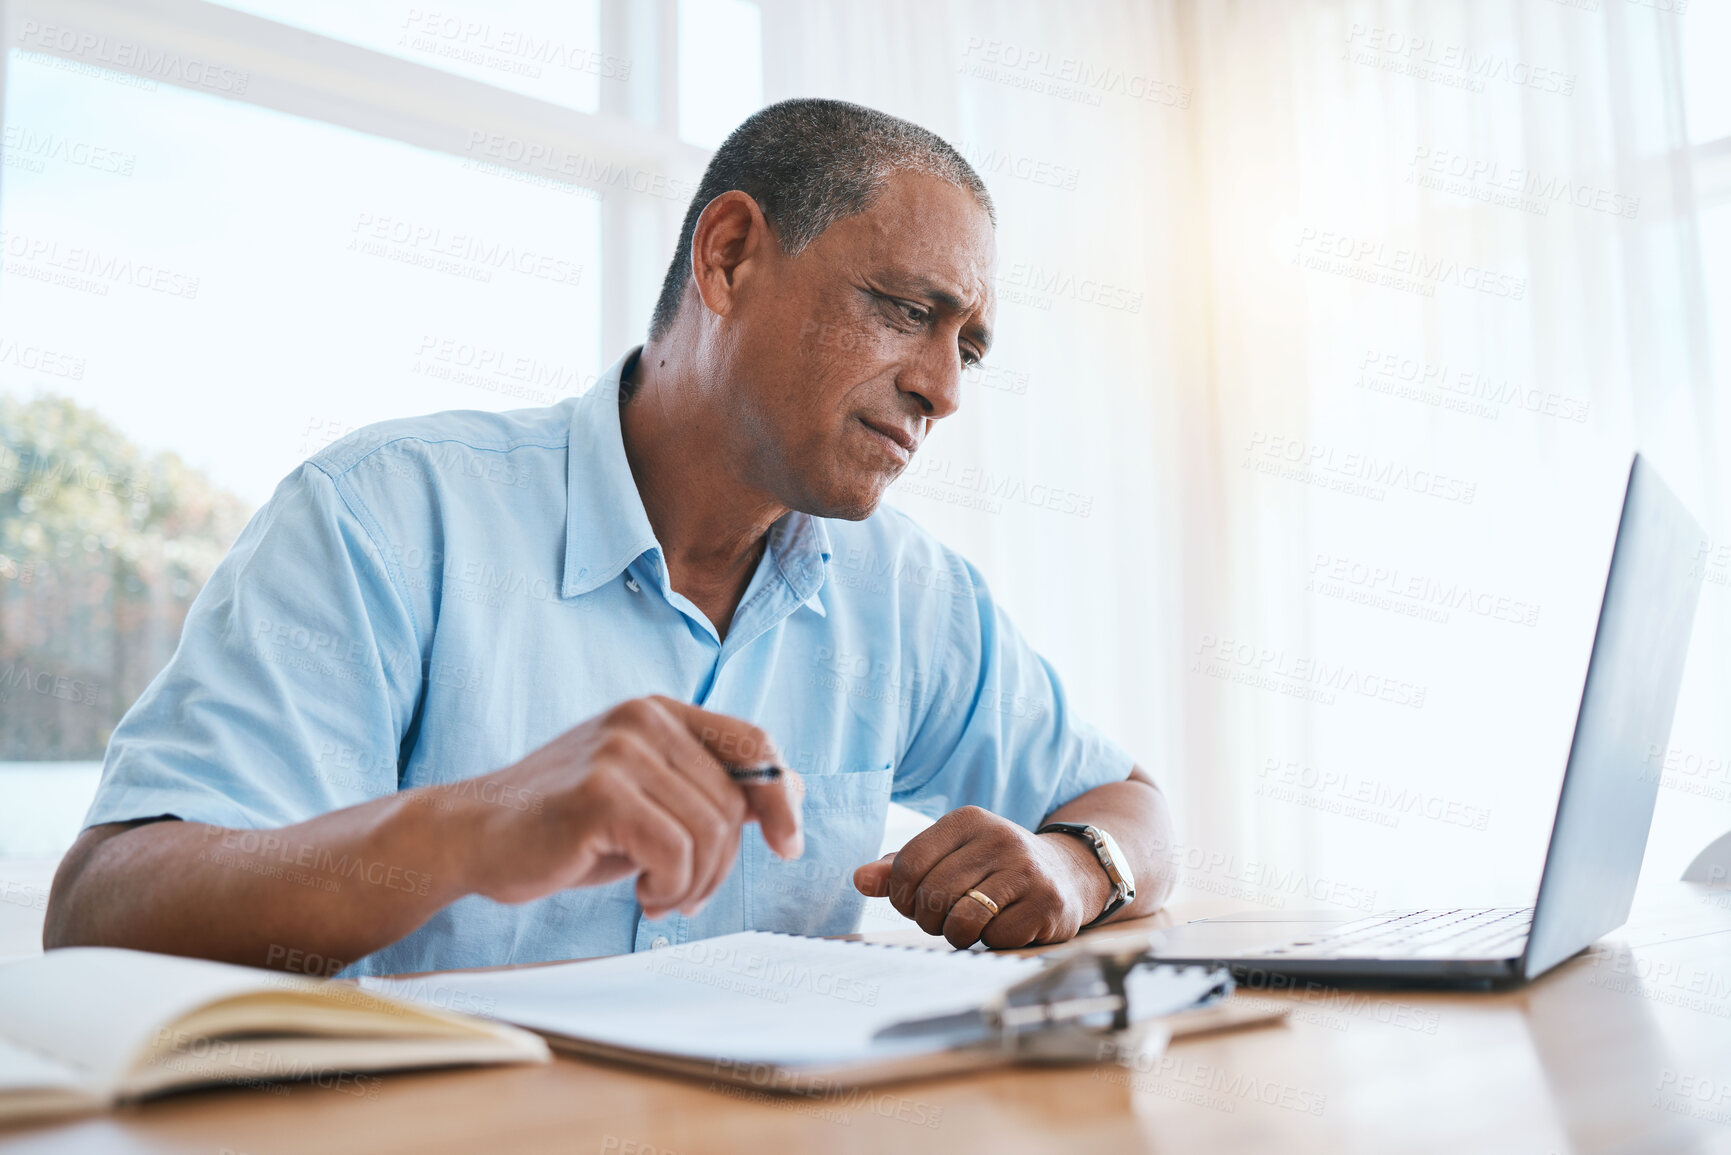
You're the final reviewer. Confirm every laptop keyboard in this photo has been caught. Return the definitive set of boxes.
[1257,907,1534,960]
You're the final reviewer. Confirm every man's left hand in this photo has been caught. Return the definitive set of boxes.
[851,806,1112,949]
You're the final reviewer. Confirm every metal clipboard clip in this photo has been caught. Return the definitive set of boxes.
[874,942,1234,1064]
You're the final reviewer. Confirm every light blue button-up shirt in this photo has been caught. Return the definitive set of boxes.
[85,347,1132,976]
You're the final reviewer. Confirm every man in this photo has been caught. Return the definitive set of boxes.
[45,99,1175,977]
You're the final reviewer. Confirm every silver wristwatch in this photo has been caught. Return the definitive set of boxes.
[1038,821,1136,928]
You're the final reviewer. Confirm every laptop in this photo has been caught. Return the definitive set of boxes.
[1146,454,1704,985]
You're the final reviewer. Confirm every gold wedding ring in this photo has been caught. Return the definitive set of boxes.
[963,888,1000,917]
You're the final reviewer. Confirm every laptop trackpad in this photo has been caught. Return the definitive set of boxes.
[1147,912,1360,958]
[1191,910,1363,923]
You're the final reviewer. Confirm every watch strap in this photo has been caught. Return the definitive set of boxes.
[1038,821,1132,928]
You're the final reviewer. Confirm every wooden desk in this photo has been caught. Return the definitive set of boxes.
[5,883,1729,1155]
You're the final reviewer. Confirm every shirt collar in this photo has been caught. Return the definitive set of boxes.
[562,348,659,598]
[562,346,834,606]
[768,506,833,616]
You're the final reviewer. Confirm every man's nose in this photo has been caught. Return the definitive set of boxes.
[897,345,964,421]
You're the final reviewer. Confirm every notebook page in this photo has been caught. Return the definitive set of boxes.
[0,1037,101,1122]
[0,947,333,1095]
[365,932,1047,1066]
[0,1037,87,1095]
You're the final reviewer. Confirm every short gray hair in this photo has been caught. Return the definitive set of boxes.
[647,98,993,341]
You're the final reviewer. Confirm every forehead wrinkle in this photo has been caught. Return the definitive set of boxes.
[851,176,992,273]
[808,172,995,341]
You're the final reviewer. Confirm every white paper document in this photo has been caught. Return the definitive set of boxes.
[364,932,1227,1070]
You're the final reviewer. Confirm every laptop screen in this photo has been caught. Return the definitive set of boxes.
[1522,455,1705,979]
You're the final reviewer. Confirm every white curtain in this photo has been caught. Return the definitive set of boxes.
[760,0,1724,908]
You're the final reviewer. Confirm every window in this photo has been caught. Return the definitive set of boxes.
[2,50,603,508]
[1681,4,1731,475]
[1681,0,1731,146]
[212,0,607,114]
[677,0,762,148]
[0,0,761,859]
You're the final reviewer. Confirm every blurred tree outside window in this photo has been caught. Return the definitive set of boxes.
[0,393,250,759]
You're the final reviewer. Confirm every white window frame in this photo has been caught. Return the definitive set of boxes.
[1,0,719,355]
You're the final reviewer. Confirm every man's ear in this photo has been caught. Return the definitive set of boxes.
[689,190,773,321]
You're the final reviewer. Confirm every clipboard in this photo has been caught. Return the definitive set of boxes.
[366,932,1288,1094]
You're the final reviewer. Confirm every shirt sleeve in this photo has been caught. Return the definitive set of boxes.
[891,553,1134,829]
[83,461,424,831]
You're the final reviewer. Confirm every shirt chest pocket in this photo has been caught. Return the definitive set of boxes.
[743,765,894,936]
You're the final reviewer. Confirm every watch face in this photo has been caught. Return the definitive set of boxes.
[1097,829,1135,896]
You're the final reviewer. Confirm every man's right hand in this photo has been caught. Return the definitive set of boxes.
[45,695,802,969]
[441,695,804,919]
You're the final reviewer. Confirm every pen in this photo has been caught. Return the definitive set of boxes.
[723,764,784,783]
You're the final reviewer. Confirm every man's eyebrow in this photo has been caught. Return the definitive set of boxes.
[964,318,993,357]
[898,276,971,313]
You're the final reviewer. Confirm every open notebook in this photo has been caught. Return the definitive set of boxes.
[0,948,549,1126]
[364,931,1240,1091]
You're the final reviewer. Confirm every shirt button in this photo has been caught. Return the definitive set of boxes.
[626,576,641,593]
[650,935,671,950]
